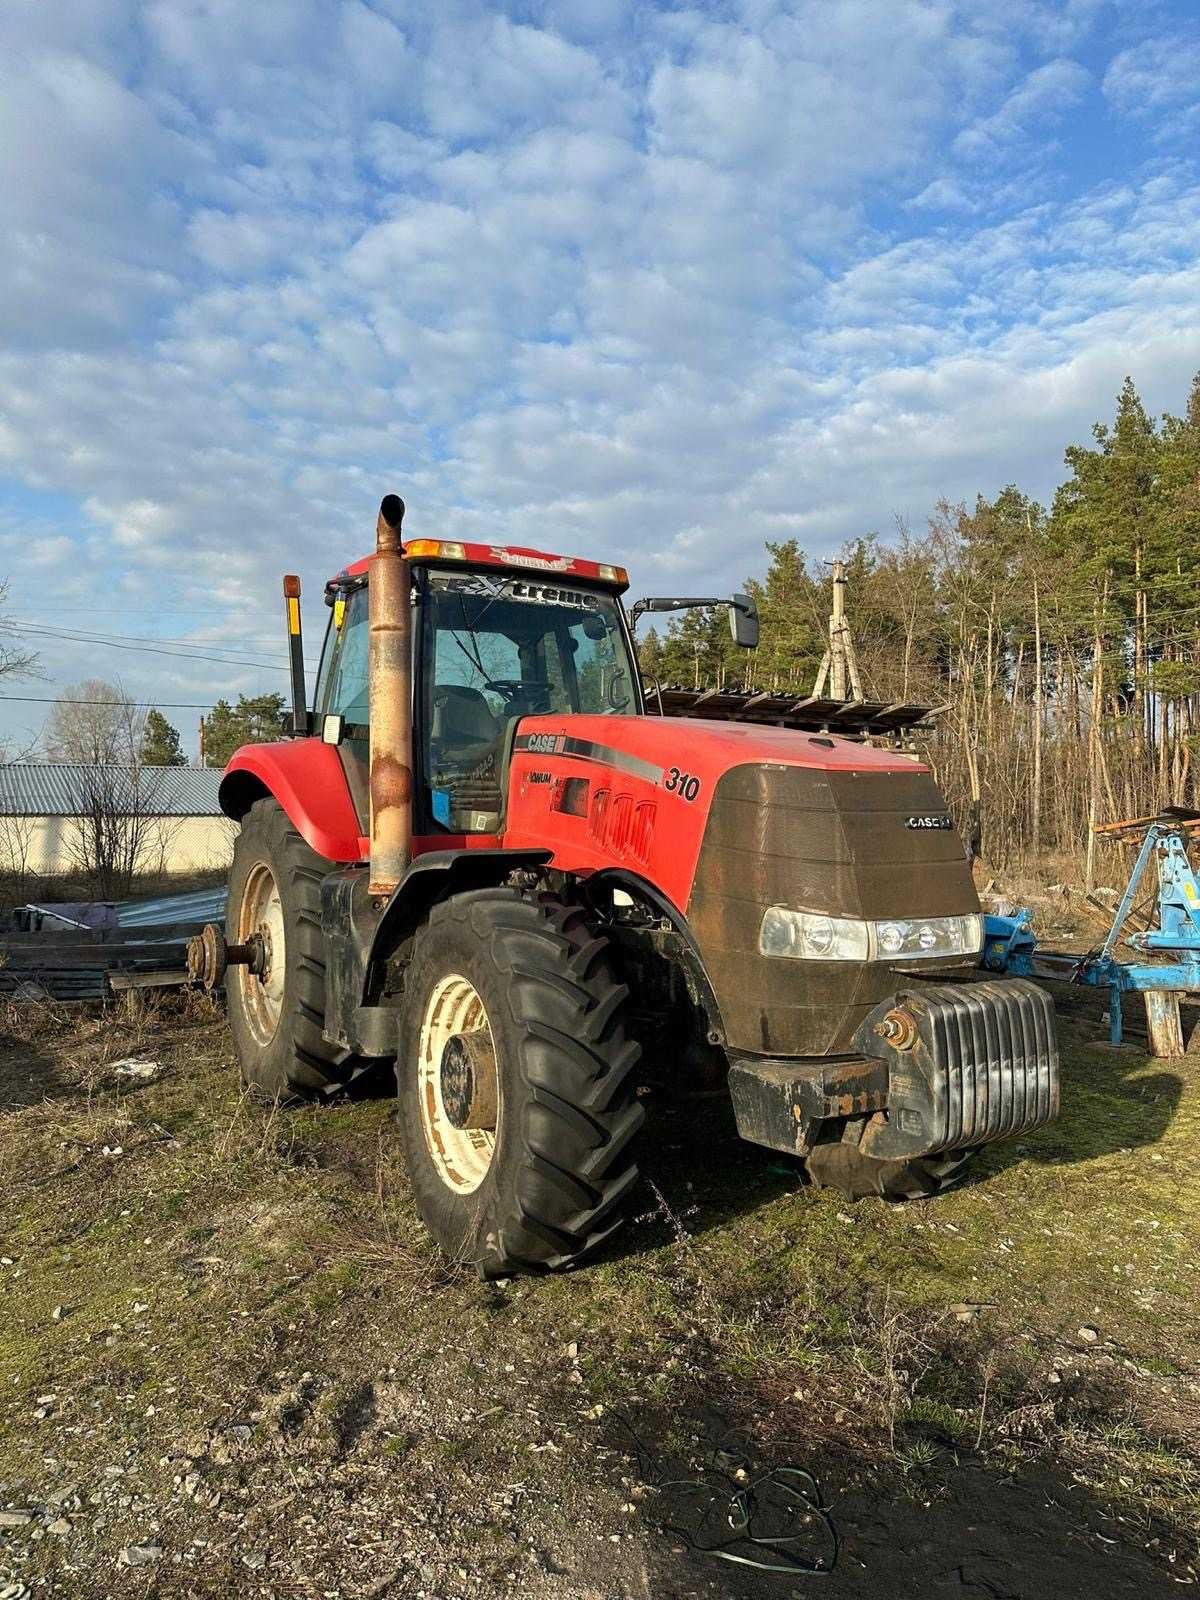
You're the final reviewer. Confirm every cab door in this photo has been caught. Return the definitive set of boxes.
[315,584,371,832]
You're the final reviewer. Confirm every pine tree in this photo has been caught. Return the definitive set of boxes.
[203,693,288,768]
[140,708,187,767]
[636,626,665,683]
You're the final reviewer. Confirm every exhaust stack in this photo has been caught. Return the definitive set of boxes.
[368,493,412,897]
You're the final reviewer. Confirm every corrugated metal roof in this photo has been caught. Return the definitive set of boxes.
[114,886,228,928]
[0,764,225,817]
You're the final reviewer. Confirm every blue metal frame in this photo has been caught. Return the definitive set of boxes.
[982,822,1200,1045]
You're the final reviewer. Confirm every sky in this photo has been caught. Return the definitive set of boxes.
[1,0,1199,759]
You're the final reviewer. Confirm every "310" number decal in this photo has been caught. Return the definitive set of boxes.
[665,767,701,802]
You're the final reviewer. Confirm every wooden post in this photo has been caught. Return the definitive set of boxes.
[1144,991,1184,1057]
[830,561,847,702]
[814,560,863,702]
[1032,566,1042,862]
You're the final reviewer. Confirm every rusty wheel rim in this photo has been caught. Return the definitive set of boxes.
[417,975,498,1195]
[236,861,285,1047]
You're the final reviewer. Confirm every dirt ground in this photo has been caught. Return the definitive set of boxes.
[0,987,1197,1599]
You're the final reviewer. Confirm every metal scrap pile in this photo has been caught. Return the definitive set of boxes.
[0,887,227,1002]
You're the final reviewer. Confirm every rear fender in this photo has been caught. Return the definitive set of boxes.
[220,740,366,863]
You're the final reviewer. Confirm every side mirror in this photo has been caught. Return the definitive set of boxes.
[321,713,345,747]
[730,593,758,649]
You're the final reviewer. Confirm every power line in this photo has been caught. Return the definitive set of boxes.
[12,617,314,651]
[0,623,312,673]
[0,694,218,709]
[3,617,307,647]
[3,619,289,664]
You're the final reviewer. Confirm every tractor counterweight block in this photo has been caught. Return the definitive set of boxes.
[726,1054,889,1155]
[857,977,1058,1160]
[726,977,1057,1161]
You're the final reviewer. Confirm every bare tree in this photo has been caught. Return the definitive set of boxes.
[44,680,144,765]
[0,812,40,897]
[63,764,168,899]
[41,683,170,896]
[0,582,35,675]
[0,579,37,764]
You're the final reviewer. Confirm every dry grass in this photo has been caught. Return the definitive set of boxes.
[0,992,1197,1596]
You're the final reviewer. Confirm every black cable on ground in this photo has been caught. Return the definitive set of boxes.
[611,1412,838,1580]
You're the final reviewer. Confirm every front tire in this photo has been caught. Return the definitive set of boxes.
[225,797,347,1101]
[396,889,643,1275]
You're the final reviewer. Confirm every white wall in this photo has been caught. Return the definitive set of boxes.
[0,814,237,879]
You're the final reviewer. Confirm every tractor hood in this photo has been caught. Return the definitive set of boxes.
[684,758,979,1055]
[501,713,978,1055]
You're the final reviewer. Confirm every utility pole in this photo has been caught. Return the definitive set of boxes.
[812,559,863,701]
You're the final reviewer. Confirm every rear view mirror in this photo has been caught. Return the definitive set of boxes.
[730,593,758,650]
[630,593,760,648]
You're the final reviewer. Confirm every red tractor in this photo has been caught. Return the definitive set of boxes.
[194,495,1058,1276]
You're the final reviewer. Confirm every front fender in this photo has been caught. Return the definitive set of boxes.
[220,740,366,864]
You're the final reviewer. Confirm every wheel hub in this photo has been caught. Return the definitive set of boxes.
[234,861,287,1046]
[439,1027,498,1131]
[417,974,498,1194]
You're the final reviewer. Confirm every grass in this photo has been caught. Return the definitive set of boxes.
[0,991,1197,1595]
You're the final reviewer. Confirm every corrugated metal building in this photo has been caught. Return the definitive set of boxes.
[0,764,236,877]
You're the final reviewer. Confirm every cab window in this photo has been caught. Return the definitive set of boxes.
[318,587,370,723]
[421,571,638,834]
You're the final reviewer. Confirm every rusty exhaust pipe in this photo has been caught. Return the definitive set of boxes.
[368,493,412,897]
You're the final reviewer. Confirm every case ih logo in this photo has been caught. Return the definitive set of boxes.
[905,814,953,830]
[489,547,573,572]
[523,733,562,755]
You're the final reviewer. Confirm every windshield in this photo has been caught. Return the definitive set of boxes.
[422,569,638,833]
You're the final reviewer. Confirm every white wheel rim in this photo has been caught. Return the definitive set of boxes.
[417,974,497,1195]
[236,861,286,1046]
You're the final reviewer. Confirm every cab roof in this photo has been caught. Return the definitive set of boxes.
[330,538,628,591]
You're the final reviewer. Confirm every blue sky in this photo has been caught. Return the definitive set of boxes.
[1,0,1199,757]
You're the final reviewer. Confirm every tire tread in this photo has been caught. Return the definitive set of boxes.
[398,888,643,1274]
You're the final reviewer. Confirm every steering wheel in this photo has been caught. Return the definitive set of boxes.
[485,677,552,709]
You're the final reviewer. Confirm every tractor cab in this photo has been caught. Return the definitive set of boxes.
[316,542,643,838]
[313,537,754,842]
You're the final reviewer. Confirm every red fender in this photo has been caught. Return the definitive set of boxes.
[219,740,367,863]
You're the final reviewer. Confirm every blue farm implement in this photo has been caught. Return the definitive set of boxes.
[983,812,1200,1055]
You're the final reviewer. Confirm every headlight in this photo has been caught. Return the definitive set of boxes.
[758,908,870,961]
[759,908,982,962]
[873,914,982,960]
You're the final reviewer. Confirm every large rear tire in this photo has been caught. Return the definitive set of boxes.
[804,1121,976,1200]
[396,888,643,1275]
[225,797,346,1101]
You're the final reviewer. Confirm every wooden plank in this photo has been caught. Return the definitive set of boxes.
[1144,991,1185,1057]
[107,968,193,992]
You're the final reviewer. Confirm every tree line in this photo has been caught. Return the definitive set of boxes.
[18,370,1200,883]
[640,373,1200,880]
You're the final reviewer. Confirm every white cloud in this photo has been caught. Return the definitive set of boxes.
[1103,36,1200,140]
[953,58,1090,163]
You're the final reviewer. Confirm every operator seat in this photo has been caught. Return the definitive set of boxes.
[432,685,500,758]
[430,685,504,829]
